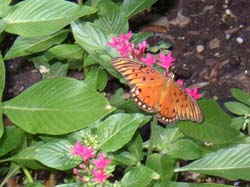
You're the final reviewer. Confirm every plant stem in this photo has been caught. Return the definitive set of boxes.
[146,115,157,165]
[77,0,83,5]
[22,167,33,183]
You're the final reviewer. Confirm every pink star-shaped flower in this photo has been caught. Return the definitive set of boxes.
[141,53,157,66]
[92,169,110,184]
[185,86,203,100]
[70,141,95,162]
[158,52,176,71]
[93,154,111,170]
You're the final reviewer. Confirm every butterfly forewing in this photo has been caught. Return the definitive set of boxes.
[112,57,203,124]
[112,57,165,113]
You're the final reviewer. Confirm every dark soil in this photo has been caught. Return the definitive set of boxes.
[131,0,250,99]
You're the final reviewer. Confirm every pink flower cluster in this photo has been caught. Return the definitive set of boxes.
[108,31,202,100]
[108,31,175,74]
[71,141,111,184]
[177,80,203,99]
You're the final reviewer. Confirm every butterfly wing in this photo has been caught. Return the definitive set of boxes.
[157,79,203,123]
[112,57,165,113]
[112,57,203,124]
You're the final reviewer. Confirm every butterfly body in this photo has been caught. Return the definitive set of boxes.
[112,57,203,124]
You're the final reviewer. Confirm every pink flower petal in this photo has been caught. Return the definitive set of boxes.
[93,154,111,170]
[141,53,157,66]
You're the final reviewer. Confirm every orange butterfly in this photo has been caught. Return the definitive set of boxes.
[112,57,203,124]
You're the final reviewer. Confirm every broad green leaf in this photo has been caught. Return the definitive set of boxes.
[168,139,203,160]
[4,0,96,37]
[4,30,69,60]
[3,77,114,135]
[34,140,81,170]
[131,32,153,45]
[109,88,126,106]
[127,132,143,161]
[71,21,120,78]
[0,163,20,187]
[113,151,139,166]
[0,19,7,34]
[55,183,77,187]
[0,4,12,17]
[121,166,159,187]
[178,99,240,144]
[97,113,146,152]
[48,44,83,60]
[175,144,250,180]
[147,154,174,185]
[0,126,24,156]
[0,53,4,137]
[47,62,69,78]
[225,101,250,116]
[231,88,250,106]
[231,117,245,130]
[84,68,108,91]
[121,0,157,18]
[0,0,11,5]
[170,182,233,187]
[9,143,45,169]
[71,21,111,55]
[94,0,128,34]
[151,124,184,151]
[113,133,144,166]
[24,183,45,187]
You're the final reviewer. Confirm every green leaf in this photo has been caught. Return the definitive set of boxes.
[47,62,69,78]
[225,101,250,116]
[131,32,153,45]
[71,21,111,55]
[178,99,240,144]
[9,143,45,169]
[151,124,184,151]
[175,144,250,180]
[84,68,108,91]
[121,166,159,187]
[147,154,174,185]
[231,88,250,106]
[168,139,203,160]
[0,4,12,17]
[48,44,83,60]
[24,183,45,187]
[4,30,69,60]
[55,183,77,187]
[0,53,4,137]
[34,140,81,170]
[0,126,24,156]
[121,0,157,18]
[97,113,146,152]
[109,88,126,106]
[4,0,96,37]
[3,77,114,135]
[170,182,234,187]
[0,163,20,187]
[127,132,143,161]
[94,0,128,34]
[231,117,246,130]
[113,132,144,166]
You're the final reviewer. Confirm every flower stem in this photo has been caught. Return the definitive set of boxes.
[77,0,83,5]
[146,115,157,164]
[22,167,33,183]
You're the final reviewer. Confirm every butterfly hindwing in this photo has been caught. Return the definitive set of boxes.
[158,79,203,123]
